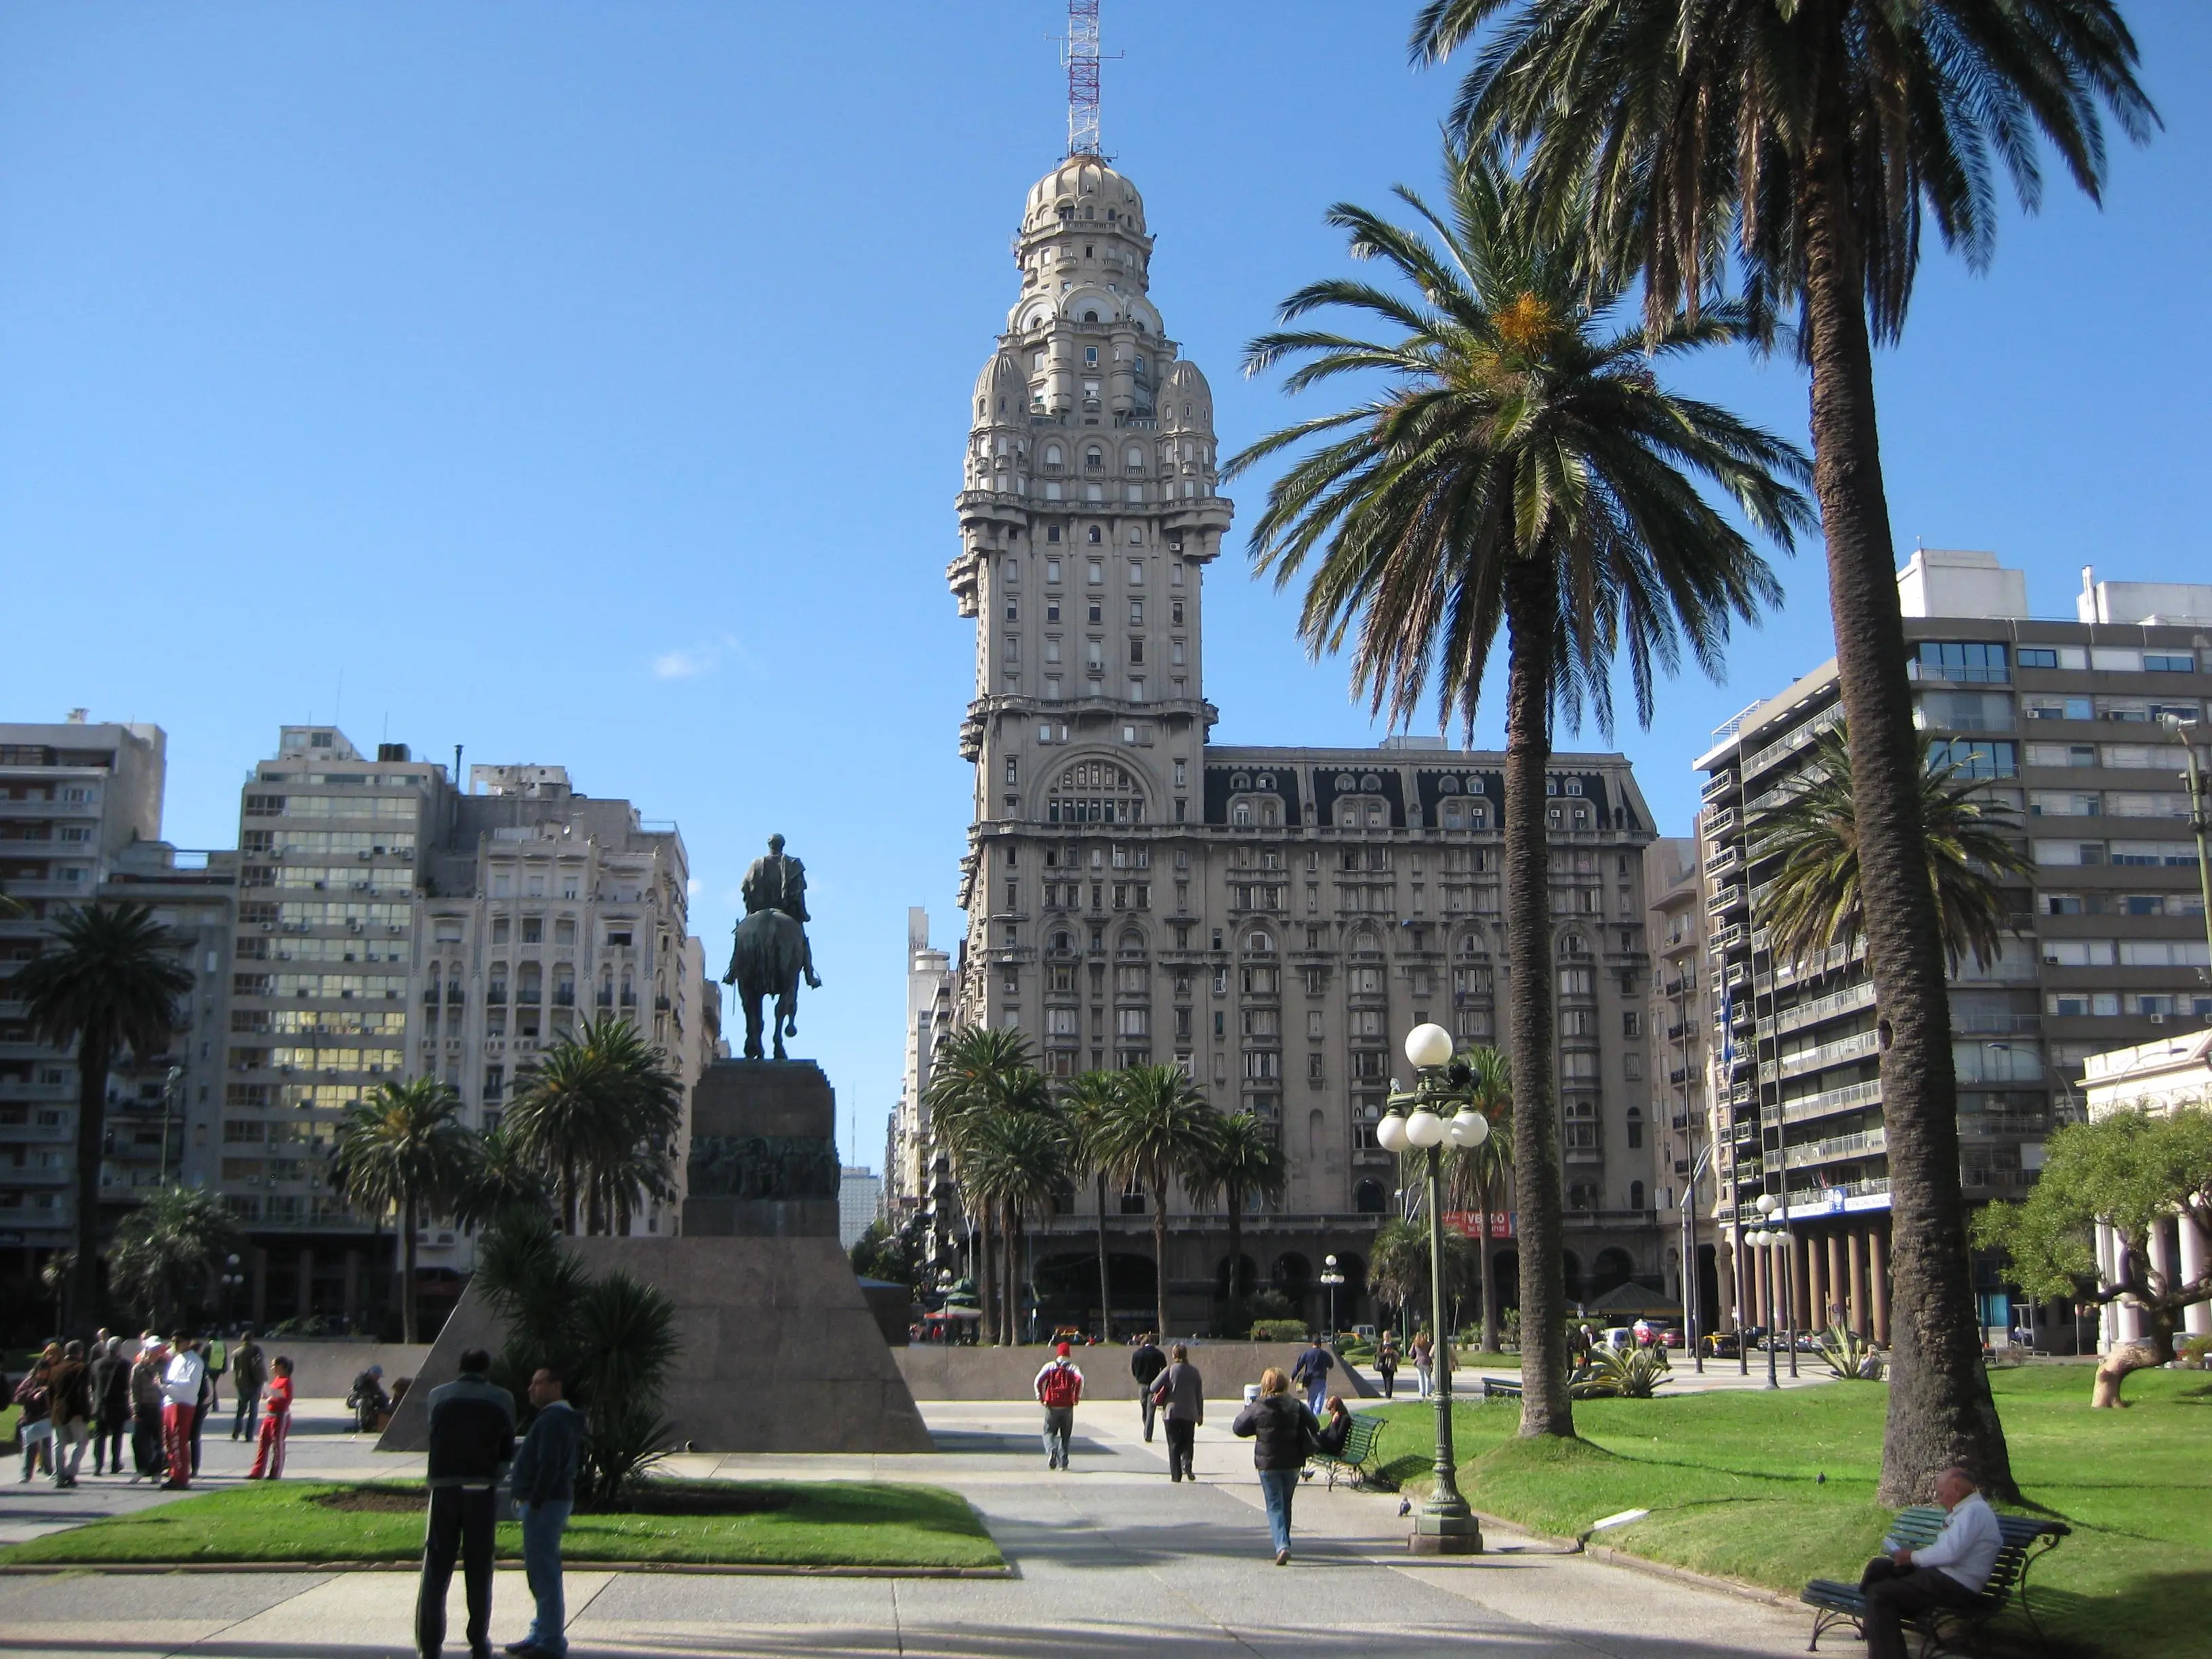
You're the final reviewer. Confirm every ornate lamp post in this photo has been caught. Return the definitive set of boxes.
[1755,1190,1798,1378]
[1320,1253,1345,1338]
[1377,1022,1486,1556]
[220,1252,247,1329]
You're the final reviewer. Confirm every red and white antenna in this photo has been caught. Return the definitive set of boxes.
[1061,0,1103,157]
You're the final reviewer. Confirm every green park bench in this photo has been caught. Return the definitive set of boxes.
[1307,1412,1385,1490]
[1800,1504,2068,1656]
[1479,1375,1523,1401]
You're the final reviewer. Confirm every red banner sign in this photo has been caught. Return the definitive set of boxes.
[1443,1210,1515,1240]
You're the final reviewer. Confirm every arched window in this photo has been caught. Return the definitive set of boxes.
[516,962,542,1004]
[487,962,508,1003]
[1083,308,1100,323]
[1244,928,1274,955]
[1626,1107,1644,1149]
[1354,1179,1387,1214]
[1086,525,1103,544]
[1561,932,1589,957]
[1454,928,1486,959]
[1629,1180,1646,1212]
[1046,758,1145,825]
[1118,925,1145,956]
[1085,447,1103,471]
[1124,446,1144,470]
[1043,443,1063,468]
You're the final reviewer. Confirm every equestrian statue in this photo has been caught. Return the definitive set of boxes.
[723,834,822,1061]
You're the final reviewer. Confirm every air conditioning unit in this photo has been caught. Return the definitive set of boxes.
[2149,1012,2166,1025]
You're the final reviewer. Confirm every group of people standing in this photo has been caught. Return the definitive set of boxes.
[9,1330,293,1489]
[1368,1330,1435,1399]
[1033,1332,1352,1564]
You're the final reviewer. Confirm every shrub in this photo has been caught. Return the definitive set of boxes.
[1249,1319,1309,1343]
[1570,1346,1670,1399]
[1816,1323,1886,1381]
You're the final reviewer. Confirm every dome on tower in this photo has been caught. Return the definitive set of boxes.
[1160,359,1213,432]
[1023,155,1147,240]
[972,350,1028,426]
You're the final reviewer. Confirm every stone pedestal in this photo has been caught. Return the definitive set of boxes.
[380,1059,931,1455]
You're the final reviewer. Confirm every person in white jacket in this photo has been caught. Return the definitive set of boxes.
[158,1339,207,1490]
[1856,1467,2005,1659]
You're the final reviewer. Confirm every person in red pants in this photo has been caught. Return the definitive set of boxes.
[247,1358,293,1479]
[159,1338,207,1489]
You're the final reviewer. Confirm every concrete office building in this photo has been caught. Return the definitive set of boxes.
[1694,550,2212,1349]
[934,150,1665,1332]
[1645,837,1725,1334]
[0,716,233,1286]
[883,907,954,1245]
[220,731,710,1327]
[838,1166,884,1251]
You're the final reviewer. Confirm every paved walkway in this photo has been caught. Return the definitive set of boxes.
[0,1396,1820,1658]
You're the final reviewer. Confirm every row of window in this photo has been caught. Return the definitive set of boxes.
[2033,839,2200,867]
[2047,991,2212,1019]
[2037,938,2211,967]
[1910,640,2202,683]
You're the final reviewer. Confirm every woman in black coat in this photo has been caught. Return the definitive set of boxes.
[1231,1367,1347,1565]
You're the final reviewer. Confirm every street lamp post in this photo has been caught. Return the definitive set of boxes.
[220,1252,247,1329]
[1319,1254,1345,1338]
[160,1065,183,1185]
[2155,712,2212,984]
[1756,1191,1799,1379]
[1377,1023,1486,1556]
[1750,1226,1778,1389]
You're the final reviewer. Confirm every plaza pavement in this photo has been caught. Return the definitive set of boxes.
[0,1387,1828,1658]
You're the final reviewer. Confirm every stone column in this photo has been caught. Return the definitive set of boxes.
[1826,1232,1847,1327]
[1806,1231,1828,1332]
[1845,1228,1866,1337]
[2095,1223,2118,1352]
[1794,1232,1814,1330]
[2180,1214,2211,1338]
[1716,1237,1740,1332]
[2148,1217,2178,1332]
[1868,1223,1889,1346]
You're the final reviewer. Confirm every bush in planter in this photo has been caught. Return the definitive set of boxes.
[1249,1319,1309,1343]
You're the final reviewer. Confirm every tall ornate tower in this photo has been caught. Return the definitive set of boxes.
[947,152,1233,1033]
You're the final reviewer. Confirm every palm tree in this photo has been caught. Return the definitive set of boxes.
[924,1027,1042,1341]
[962,1103,1071,1344]
[507,1016,680,1235]
[1370,1214,1480,1334]
[451,1121,552,1233]
[1059,1070,1126,1340]
[1753,722,2036,978]
[329,1078,478,1342]
[108,1184,243,1333]
[1087,1064,1215,1339]
[1225,148,1809,1437]
[1443,1046,1515,1353]
[1188,1111,1289,1334]
[11,901,194,1326]
[1414,0,2154,1507]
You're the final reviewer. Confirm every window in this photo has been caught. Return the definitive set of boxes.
[1046,557,1061,583]
[1927,739,2017,779]
[2024,695,2093,721]
[1626,1109,1644,1149]
[2017,647,2059,669]
[1910,640,2009,683]
[2146,653,2197,673]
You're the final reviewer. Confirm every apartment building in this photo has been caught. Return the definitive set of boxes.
[1645,837,1724,1333]
[883,907,954,1252]
[0,718,238,1286]
[1694,550,2212,1349]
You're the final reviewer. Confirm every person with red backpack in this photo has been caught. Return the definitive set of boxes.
[1033,1342,1085,1470]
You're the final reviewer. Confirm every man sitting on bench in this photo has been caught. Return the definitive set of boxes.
[1858,1467,2004,1659]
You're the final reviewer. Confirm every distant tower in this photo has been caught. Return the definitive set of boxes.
[1063,0,1103,157]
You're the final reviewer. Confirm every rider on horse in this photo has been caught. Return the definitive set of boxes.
[740,834,821,989]
[724,834,821,1060]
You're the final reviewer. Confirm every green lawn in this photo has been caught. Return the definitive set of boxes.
[0,1479,1004,1572]
[1365,1366,2209,1659]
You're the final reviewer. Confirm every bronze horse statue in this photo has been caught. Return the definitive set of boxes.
[724,907,806,1061]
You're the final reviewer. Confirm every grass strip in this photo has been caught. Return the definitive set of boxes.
[1363,1366,2209,1659]
[0,1477,1004,1572]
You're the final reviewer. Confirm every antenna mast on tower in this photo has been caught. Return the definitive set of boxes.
[1062,0,1103,157]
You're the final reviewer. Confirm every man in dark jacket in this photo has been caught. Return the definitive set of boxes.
[1290,1338,1334,1418]
[91,1338,132,1475]
[229,1332,267,1441]
[415,1349,515,1659]
[46,1340,93,1488]
[506,1366,581,1658]
[1128,1333,1167,1443]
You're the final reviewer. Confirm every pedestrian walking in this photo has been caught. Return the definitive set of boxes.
[46,1340,94,1488]
[1375,1335,1399,1400]
[247,1358,293,1479]
[12,1358,53,1482]
[507,1366,582,1658]
[415,1347,515,1659]
[1033,1341,1084,1471]
[1411,1328,1435,1399]
[1231,1369,1347,1565]
[128,1339,165,1482]
[230,1332,267,1441]
[159,1338,207,1489]
[91,1338,131,1475]
[1290,1335,1334,1418]
[1149,1343,1204,1483]
[1128,1332,1167,1444]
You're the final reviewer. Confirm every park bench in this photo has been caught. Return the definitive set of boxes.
[1479,1375,1523,1401]
[1308,1412,1385,1490]
[1800,1505,2068,1656]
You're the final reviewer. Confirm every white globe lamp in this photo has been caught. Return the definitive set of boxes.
[1405,1107,1446,1148]
[1375,1111,1411,1154]
[1404,1023,1454,1071]
[1447,1109,1490,1149]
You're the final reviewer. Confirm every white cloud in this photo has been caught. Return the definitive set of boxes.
[652,647,713,680]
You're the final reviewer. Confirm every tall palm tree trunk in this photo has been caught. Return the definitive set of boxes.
[1094,1172,1113,1342]
[561,1156,579,1235]
[1004,1204,1021,1345]
[1227,1189,1246,1331]
[1149,1176,1169,1339]
[1799,99,2014,1505]
[68,1030,115,1328]
[399,1189,419,1344]
[1502,560,1572,1437]
[1473,1165,1497,1353]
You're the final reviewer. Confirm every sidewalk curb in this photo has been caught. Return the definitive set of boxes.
[1579,1542,1801,1611]
[0,1560,1013,1578]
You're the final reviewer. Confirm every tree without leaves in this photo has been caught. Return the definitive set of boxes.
[329,1077,479,1343]
[1088,1065,1218,1339]
[1414,0,2155,1507]
[1224,145,1808,1436]
[11,901,196,1328]
[108,1184,243,1334]
[1972,1104,2212,1408]
[1750,722,2035,978]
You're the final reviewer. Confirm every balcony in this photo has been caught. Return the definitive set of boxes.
[1780,1029,1881,1080]
[1769,1077,1884,1128]
[1786,1127,1888,1169]
[1702,769,1739,804]
[1707,884,1746,916]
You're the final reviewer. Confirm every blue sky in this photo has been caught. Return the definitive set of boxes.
[5,3,2207,1175]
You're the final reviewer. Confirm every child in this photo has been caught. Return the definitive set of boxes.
[247,1357,293,1480]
